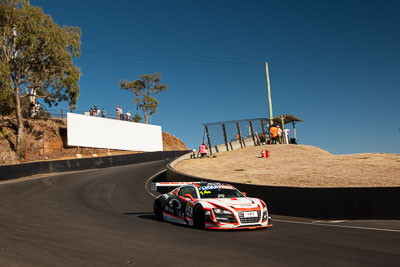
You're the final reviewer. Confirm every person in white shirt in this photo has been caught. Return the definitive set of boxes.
[116,105,120,119]
[284,128,290,144]
[119,106,123,120]
[277,125,282,144]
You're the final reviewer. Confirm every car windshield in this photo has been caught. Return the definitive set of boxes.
[198,186,244,199]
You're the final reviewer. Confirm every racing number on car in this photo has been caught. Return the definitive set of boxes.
[185,204,193,218]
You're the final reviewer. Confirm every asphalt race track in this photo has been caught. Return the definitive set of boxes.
[0,159,399,266]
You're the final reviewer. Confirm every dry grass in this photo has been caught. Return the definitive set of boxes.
[174,145,400,188]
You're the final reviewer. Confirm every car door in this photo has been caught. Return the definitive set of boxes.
[173,186,191,219]
[183,186,198,220]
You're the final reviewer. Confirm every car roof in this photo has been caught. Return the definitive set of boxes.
[186,182,233,188]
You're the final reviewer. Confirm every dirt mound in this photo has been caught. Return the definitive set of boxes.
[0,117,188,165]
[173,144,400,188]
[162,132,188,151]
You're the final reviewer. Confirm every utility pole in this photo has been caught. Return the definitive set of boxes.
[265,62,273,126]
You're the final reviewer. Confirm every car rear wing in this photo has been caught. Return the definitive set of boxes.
[151,182,202,191]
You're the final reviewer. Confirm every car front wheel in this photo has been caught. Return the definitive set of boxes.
[193,206,205,230]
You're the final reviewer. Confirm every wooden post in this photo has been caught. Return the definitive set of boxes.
[260,119,266,136]
[249,120,256,146]
[292,121,297,142]
[61,109,63,119]
[221,123,229,152]
[280,116,286,144]
[236,122,243,149]
[260,119,266,144]
[77,146,80,154]
[205,125,212,155]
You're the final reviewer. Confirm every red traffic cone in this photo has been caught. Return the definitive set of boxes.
[266,149,269,158]
[261,150,265,158]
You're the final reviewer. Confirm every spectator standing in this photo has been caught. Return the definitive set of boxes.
[126,110,131,121]
[199,142,208,158]
[269,125,279,144]
[119,106,123,120]
[93,105,99,117]
[101,108,106,118]
[116,105,120,119]
[35,102,41,117]
[277,125,282,144]
[284,128,290,144]
[29,102,35,118]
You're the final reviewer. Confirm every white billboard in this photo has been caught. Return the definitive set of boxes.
[67,113,163,151]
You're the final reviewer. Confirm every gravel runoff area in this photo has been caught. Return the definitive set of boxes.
[173,144,400,188]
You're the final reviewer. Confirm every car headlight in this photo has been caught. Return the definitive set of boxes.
[260,201,268,221]
[262,212,268,221]
[213,208,233,215]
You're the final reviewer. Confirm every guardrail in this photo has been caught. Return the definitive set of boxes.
[0,150,189,181]
[24,108,134,121]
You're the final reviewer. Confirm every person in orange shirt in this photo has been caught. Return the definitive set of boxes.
[269,125,279,144]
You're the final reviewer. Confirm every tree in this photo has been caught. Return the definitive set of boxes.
[133,113,142,123]
[0,0,81,150]
[120,73,167,124]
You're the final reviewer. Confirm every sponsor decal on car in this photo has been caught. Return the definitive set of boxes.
[169,199,182,209]
[200,185,234,190]
[199,190,211,196]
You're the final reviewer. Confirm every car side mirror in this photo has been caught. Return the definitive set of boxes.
[184,194,196,202]
[242,192,247,196]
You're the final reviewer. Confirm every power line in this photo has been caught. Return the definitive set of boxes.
[83,49,262,67]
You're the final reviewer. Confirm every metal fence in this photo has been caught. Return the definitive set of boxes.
[21,108,135,122]
[202,118,271,154]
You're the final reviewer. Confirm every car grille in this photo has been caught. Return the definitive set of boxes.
[238,210,261,224]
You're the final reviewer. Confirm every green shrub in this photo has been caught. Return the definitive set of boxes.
[1,128,8,138]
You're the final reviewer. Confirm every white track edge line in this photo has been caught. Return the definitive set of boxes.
[145,169,167,198]
[274,219,400,233]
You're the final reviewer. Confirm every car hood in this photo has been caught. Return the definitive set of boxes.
[204,197,260,209]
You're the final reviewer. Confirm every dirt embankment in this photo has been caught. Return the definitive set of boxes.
[174,145,400,188]
[0,117,188,165]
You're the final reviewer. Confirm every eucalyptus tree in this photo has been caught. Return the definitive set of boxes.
[0,0,81,150]
[120,73,167,124]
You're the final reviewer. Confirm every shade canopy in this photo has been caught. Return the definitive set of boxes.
[272,114,304,126]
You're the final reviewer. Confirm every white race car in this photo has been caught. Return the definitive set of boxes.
[152,182,272,230]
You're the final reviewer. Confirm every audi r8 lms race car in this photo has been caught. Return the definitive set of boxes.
[152,182,272,230]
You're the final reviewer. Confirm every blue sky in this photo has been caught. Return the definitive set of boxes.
[30,0,400,154]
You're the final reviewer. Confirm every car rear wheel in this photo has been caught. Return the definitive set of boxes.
[153,200,164,221]
[193,206,205,229]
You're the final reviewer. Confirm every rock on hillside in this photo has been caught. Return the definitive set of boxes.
[0,117,188,165]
